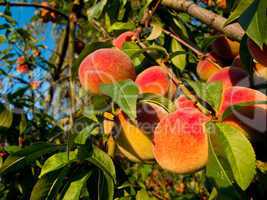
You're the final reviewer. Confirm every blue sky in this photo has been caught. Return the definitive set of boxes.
[0,5,57,113]
[0,5,55,59]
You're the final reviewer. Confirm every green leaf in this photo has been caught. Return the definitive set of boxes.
[173,18,188,38]
[0,13,16,25]
[215,123,256,190]
[98,170,115,200]
[225,0,254,25]
[186,80,222,112]
[19,114,27,134]
[100,80,139,121]
[122,41,145,66]
[122,42,168,63]
[30,167,70,200]
[0,106,13,128]
[62,171,92,200]
[206,82,223,112]
[171,39,186,71]
[39,150,78,178]
[239,0,267,47]
[139,93,176,113]
[72,41,112,77]
[136,189,156,200]
[147,18,163,40]
[0,143,64,175]
[221,100,267,120]
[108,22,136,32]
[206,122,234,188]
[74,124,98,145]
[87,0,108,21]
[87,145,116,183]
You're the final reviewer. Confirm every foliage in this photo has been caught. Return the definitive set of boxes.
[0,0,266,199]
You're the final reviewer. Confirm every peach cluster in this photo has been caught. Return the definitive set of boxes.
[197,36,267,81]
[16,56,29,74]
[78,32,267,174]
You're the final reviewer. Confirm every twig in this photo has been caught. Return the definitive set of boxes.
[0,2,69,20]
[162,28,205,57]
[161,0,245,41]
[141,0,161,26]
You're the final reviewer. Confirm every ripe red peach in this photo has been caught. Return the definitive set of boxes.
[247,39,267,66]
[30,80,40,89]
[17,56,25,65]
[175,95,195,109]
[112,31,135,49]
[79,48,136,94]
[135,66,175,96]
[16,64,29,74]
[33,49,41,57]
[202,0,227,9]
[218,86,267,133]
[153,98,210,173]
[196,52,222,80]
[207,67,249,89]
[212,36,240,61]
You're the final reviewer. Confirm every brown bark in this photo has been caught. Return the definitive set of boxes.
[161,0,245,41]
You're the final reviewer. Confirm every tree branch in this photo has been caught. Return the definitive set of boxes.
[0,2,69,20]
[161,0,245,41]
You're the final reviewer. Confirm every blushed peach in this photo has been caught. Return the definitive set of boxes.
[153,98,210,173]
[112,31,135,49]
[196,52,222,80]
[135,66,175,96]
[207,67,249,89]
[79,48,136,94]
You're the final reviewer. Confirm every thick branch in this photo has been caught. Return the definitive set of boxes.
[161,0,245,41]
[0,2,68,20]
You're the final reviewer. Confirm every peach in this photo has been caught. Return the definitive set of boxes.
[116,102,168,162]
[218,86,267,133]
[33,49,41,57]
[254,62,267,80]
[16,64,29,74]
[153,102,210,173]
[175,95,195,109]
[202,0,227,9]
[30,80,40,90]
[17,56,25,65]
[112,31,135,49]
[207,67,249,89]
[196,52,222,80]
[212,36,240,61]
[79,48,136,94]
[135,66,175,96]
[247,39,267,66]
